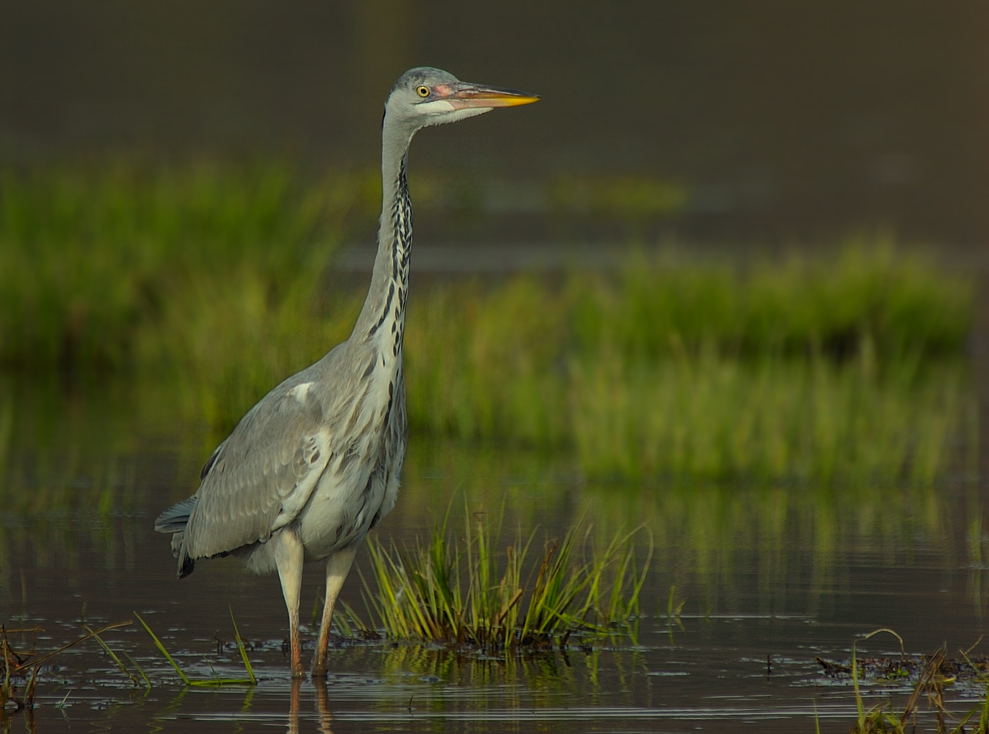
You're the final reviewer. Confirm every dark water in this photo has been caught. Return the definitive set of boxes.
[2,373,988,733]
[2,0,988,247]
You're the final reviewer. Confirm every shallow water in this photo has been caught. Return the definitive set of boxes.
[1,373,987,733]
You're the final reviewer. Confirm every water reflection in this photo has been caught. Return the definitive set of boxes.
[965,499,989,618]
[287,678,333,734]
[0,372,982,623]
[402,440,966,620]
[0,613,969,732]
[0,707,36,734]
[1,371,986,731]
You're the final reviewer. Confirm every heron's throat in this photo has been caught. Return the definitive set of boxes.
[357,152,413,361]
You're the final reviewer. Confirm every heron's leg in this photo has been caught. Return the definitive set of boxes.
[273,530,306,678]
[311,545,358,677]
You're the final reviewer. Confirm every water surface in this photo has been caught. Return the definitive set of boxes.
[1,373,986,732]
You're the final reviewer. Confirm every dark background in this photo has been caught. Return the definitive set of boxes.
[2,0,987,247]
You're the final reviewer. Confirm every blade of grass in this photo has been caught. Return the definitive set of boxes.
[123,651,152,692]
[228,606,257,685]
[84,625,139,685]
[134,613,190,686]
[24,664,38,707]
[852,639,865,731]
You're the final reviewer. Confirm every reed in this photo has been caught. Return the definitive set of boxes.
[86,625,151,690]
[813,629,989,733]
[837,633,989,734]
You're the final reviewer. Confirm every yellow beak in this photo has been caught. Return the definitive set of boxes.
[448,83,540,109]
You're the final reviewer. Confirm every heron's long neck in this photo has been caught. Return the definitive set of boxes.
[353,139,413,365]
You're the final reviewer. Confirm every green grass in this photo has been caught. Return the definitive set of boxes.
[568,350,967,481]
[0,163,977,481]
[820,630,989,734]
[0,160,361,369]
[342,508,649,649]
[403,246,974,481]
[575,245,972,359]
[135,611,256,686]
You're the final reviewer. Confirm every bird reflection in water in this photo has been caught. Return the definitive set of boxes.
[287,678,333,734]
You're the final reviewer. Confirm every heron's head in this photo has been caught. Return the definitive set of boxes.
[384,67,539,138]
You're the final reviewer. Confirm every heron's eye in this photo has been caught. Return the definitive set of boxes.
[416,85,430,98]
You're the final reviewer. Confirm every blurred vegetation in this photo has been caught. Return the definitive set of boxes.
[0,160,364,368]
[405,246,974,481]
[0,163,977,482]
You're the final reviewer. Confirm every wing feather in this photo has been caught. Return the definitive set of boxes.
[180,379,331,562]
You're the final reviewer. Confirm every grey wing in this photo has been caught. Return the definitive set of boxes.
[179,382,332,564]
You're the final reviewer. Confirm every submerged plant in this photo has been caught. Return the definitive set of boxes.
[343,509,650,650]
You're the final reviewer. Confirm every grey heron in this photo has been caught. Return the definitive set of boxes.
[154,68,538,678]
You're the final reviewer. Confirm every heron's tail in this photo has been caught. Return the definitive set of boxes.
[154,496,198,578]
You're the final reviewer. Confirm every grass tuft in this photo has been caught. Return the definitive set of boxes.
[821,630,989,733]
[344,510,649,650]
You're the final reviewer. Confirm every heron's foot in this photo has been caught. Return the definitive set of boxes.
[288,641,305,679]
[310,659,329,678]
